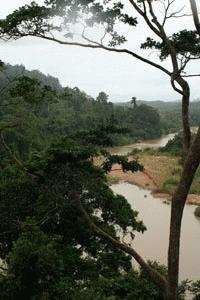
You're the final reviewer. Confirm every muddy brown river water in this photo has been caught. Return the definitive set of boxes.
[107,133,176,155]
[110,131,200,285]
[112,183,200,282]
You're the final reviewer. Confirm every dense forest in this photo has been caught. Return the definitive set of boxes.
[0,63,170,299]
[1,0,200,299]
[0,63,162,166]
[0,62,199,299]
[116,100,200,133]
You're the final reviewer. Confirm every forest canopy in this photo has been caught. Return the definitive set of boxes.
[0,0,200,299]
[0,63,169,299]
[0,63,163,167]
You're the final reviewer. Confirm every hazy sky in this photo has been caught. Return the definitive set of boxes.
[0,0,199,102]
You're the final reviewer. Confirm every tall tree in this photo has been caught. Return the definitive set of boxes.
[96,92,109,104]
[1,1,200,299]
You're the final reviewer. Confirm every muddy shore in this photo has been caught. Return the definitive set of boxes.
[109,164,200,205]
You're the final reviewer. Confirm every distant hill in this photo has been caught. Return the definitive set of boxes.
[0,63,63,91]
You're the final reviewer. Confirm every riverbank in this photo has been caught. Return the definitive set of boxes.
[109,154,200,205]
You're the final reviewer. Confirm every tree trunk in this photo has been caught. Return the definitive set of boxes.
[190,0,200,36]
[181,89,191,158]
[167,127,200,299]
[174,77,191,158]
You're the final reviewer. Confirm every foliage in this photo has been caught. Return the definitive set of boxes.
[96,91,109,103]
[0,138,146,249]
[0,1,137,47]
[163,178,178,186]
[10,75,58,104]
[194,206,200,218]
[1,1,200,297]
[106,175,119,185]
[102,154,143,173]
[0,2,53,39]
[0,137,154,299]
[0,63,162,168]
[0,223,66,300]
[159,132,184,156]
[0,227,166,300]
[116,100,200,133]
[141,30,200,61]
[188,280,200,299]
[162,178,179,194]
[160,132,197,156]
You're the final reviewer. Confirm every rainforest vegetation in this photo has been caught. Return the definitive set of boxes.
[1,63,199,168]
[0,63,170,300]
[0,62,199,300]
[0,62,163,167]
[1,0,200,299]
[116,100,200,133]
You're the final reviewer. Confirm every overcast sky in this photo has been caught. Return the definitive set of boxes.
[0,0,199,102]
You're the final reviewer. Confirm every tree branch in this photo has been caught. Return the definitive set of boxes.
[162,0,172,26]
[128,0,162,38]
[29,34,170,76]
[182,74,200,77]
[165,5,188,21]
[75,194,167,290]
[170,78,184,95]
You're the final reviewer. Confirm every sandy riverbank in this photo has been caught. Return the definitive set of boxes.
[109,156,200,205]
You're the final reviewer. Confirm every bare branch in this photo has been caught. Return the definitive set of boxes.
[81,25,101,46]
[182,74,200,77]
[128,0,163,38]
[166,13,192,19]
[165,5,187,20]
[162,0,176,26]
[178,55,190,73]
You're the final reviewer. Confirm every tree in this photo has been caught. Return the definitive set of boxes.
[0,67,60,164]
[0,0,200,299]
[0,63,161,164]
[131,97,137,108]
[0,139,163,299]
[96,92,109,104]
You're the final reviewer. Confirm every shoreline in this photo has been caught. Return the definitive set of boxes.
[109,166,200,206]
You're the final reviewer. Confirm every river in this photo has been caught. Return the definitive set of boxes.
[110,132,200,284]
[108,133,176,155]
